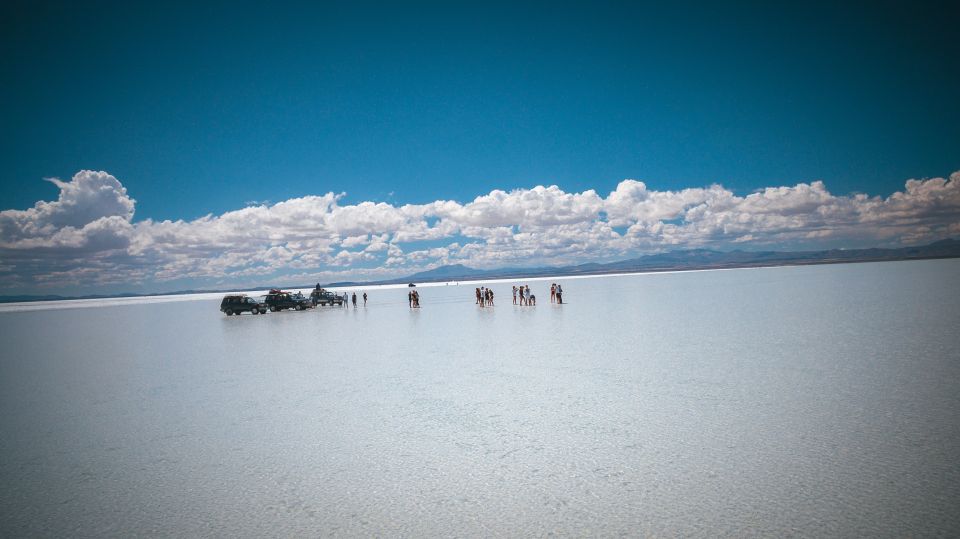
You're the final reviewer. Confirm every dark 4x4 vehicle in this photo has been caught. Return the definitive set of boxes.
[263,290,313,312]
[220,295,267,316]
[310,288,344,306]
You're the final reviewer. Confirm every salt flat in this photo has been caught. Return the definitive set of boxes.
[1,259,959,537]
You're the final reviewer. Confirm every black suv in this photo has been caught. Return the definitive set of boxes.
[263,290,313,312]
[220,295,267,316]
[310,288,344,306]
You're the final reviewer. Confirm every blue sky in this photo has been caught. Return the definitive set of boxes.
[1,1,958,294]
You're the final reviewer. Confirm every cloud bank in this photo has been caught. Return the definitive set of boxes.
[1,170,959,292]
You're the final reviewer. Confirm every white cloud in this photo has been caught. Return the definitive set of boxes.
[438,185,603,228]
[1,170,958,292]
[0,171,136,249]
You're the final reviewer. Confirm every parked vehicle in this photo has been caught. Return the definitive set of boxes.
[220,294,267,316]
[310,288,344,306]
[263,289,313,312]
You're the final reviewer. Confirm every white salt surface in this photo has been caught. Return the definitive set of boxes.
[1,259,959,536]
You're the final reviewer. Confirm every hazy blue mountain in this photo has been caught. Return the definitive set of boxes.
[404,264,485,281]
[400,238,960,283]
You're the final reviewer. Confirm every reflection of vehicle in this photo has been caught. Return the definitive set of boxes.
[220,295,266,316]
[310,288,344,306]
[263,289,313,312]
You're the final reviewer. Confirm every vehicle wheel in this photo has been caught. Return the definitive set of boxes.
[251,309,258,315]
[295,304,302,311]
[260,309,266,314]
[270,306,277,312]
[225,309,234,316]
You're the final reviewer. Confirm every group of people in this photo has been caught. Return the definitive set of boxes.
[475,287,495,306]
[334,292,367,307]
[512,285,536,306]
[550,283,564,304]
[315,282,562,310]
[472,283,566,307]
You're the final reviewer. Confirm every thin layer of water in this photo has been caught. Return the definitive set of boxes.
[1,259,958,536]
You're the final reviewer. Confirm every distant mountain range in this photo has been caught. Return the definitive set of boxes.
[2,239,958,303]
[401,238,960,282]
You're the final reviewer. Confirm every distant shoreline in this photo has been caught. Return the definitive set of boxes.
[1,253,957,312]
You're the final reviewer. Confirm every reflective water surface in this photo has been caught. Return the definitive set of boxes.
[2,259,959,536]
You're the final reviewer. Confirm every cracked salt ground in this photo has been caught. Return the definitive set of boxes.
[1,259,959,536]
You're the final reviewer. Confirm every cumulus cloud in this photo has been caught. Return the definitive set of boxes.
[0,170,136,249]
[1,170,958,292]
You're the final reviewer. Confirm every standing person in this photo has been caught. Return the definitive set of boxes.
[550,283,556,303]
[556,283,563,304]
[408,290,413,308]
[518,285,525,306]
[488,288,494,306]
[512,285,518,305]
[362,292,367,306]
[476,287,482,305]
[529,293,536,306]
[413,290,420,308]
[524,285,531,305]
[351,292,357,307]
[343,292,348,307]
